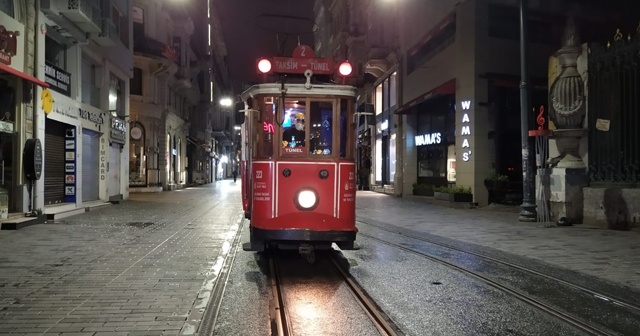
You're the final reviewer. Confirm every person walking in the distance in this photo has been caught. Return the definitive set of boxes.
[232,167,238,182]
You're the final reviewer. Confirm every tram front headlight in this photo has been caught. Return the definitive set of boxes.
[296,189,318,210]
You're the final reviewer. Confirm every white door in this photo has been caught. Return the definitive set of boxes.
[109,144,121,197]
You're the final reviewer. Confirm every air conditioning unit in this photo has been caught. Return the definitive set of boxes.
[59,0,101,33]
[92,18,117,46]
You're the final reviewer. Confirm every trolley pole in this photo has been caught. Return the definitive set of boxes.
[519,0,537,221]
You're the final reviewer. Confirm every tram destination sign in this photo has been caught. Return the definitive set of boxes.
[270,57,334,75]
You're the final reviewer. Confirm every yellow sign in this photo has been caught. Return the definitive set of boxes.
[41,88,53,114]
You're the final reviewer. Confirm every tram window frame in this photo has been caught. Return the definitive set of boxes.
[249,95,355,160]
[277,97,341,159]
[308,99,335,157]
[339,98,355,160]
[256,98,275,158]
[279,97,308,156]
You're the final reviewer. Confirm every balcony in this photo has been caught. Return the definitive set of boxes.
[366,45,394,60]
[92,18,118,46]
[134,36,178,64]
[58,0,102,33]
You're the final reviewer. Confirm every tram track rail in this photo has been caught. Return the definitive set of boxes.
[268,250,403,336]
[357,228,625,336]
[197,216,246,336]
[358,220,640,315]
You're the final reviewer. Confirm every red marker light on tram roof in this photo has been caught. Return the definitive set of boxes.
[338,61,352,76]
[258,58,272,74]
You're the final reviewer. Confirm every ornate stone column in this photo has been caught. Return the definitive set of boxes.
[547,16,589,224]
[549,16,587,168]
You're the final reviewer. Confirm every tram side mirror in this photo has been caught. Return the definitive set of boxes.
[235,101,245,125]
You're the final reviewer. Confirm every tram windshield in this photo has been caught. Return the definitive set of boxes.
[280,99,335,156]
[251,94,354,159]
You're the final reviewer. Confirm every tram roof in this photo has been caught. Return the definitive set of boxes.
[240,83,357,102]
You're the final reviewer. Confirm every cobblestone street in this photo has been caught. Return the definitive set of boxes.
[0,182,243,335]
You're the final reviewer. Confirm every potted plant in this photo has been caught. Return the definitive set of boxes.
[412,183,434,196]
[484,173,509,204]
[434,186,473,202]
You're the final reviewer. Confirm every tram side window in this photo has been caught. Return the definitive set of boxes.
[281,99,306,153]
[309,101,333,155]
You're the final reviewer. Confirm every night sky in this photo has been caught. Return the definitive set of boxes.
[215,0,315,93]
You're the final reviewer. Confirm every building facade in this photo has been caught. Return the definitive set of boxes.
[315,0,636,211]
[40,0,132,210]
[0,0,49,217]
[208,0,233,182]
[0,0,132,220]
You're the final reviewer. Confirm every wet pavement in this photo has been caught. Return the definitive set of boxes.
[0,181,638,335]
[355,192,640,293]
[0,183,243,335]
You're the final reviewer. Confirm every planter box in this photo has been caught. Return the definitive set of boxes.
[413,189,434,196]
[434,192,472,202]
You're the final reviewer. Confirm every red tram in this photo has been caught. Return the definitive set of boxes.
[240,45,359,257]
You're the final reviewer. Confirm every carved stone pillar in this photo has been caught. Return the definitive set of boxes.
[549,16,587,169]
[547,16,590,224]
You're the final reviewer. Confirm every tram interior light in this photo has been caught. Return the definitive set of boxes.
[297,190,317,209]
[338,61,352,76]
[258,58,272,74]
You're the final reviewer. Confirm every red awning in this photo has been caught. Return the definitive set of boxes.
[0,63,49,88]
[395,79,455,114]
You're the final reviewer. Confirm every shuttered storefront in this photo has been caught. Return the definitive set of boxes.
[44,119,66,204]
[82,129,100,201]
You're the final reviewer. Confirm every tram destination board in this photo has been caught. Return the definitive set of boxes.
[270,57,334,75]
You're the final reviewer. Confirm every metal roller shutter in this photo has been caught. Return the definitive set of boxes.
[82,129,100,201]
[44,119,66,204]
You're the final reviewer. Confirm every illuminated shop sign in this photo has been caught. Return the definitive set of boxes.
[380,120,388,131]
[0,25,18,65]
[460,100,472,162]
[415,132,441,146]
[377,120,389,134]
[44,63,71,96]
[80,108,104,124]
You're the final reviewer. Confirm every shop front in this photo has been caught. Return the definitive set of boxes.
[373,72,398,187]
[44,94,80,205]
[414,94,456,188]
[0,16,50,215]
[79,107,104,202]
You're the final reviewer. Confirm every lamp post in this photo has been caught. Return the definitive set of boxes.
[519,0,537,221]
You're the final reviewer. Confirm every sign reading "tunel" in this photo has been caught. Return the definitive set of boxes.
[271,57,334,75]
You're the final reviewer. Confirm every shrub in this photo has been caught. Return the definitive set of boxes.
[434,185,472,194]
[485,173,509,182]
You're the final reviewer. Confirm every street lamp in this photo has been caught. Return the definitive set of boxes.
[519,0,536,221]
[220,97,233,107]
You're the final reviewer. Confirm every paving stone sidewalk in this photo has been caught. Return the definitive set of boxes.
[355,191,640,292]
[0,183,243,335]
